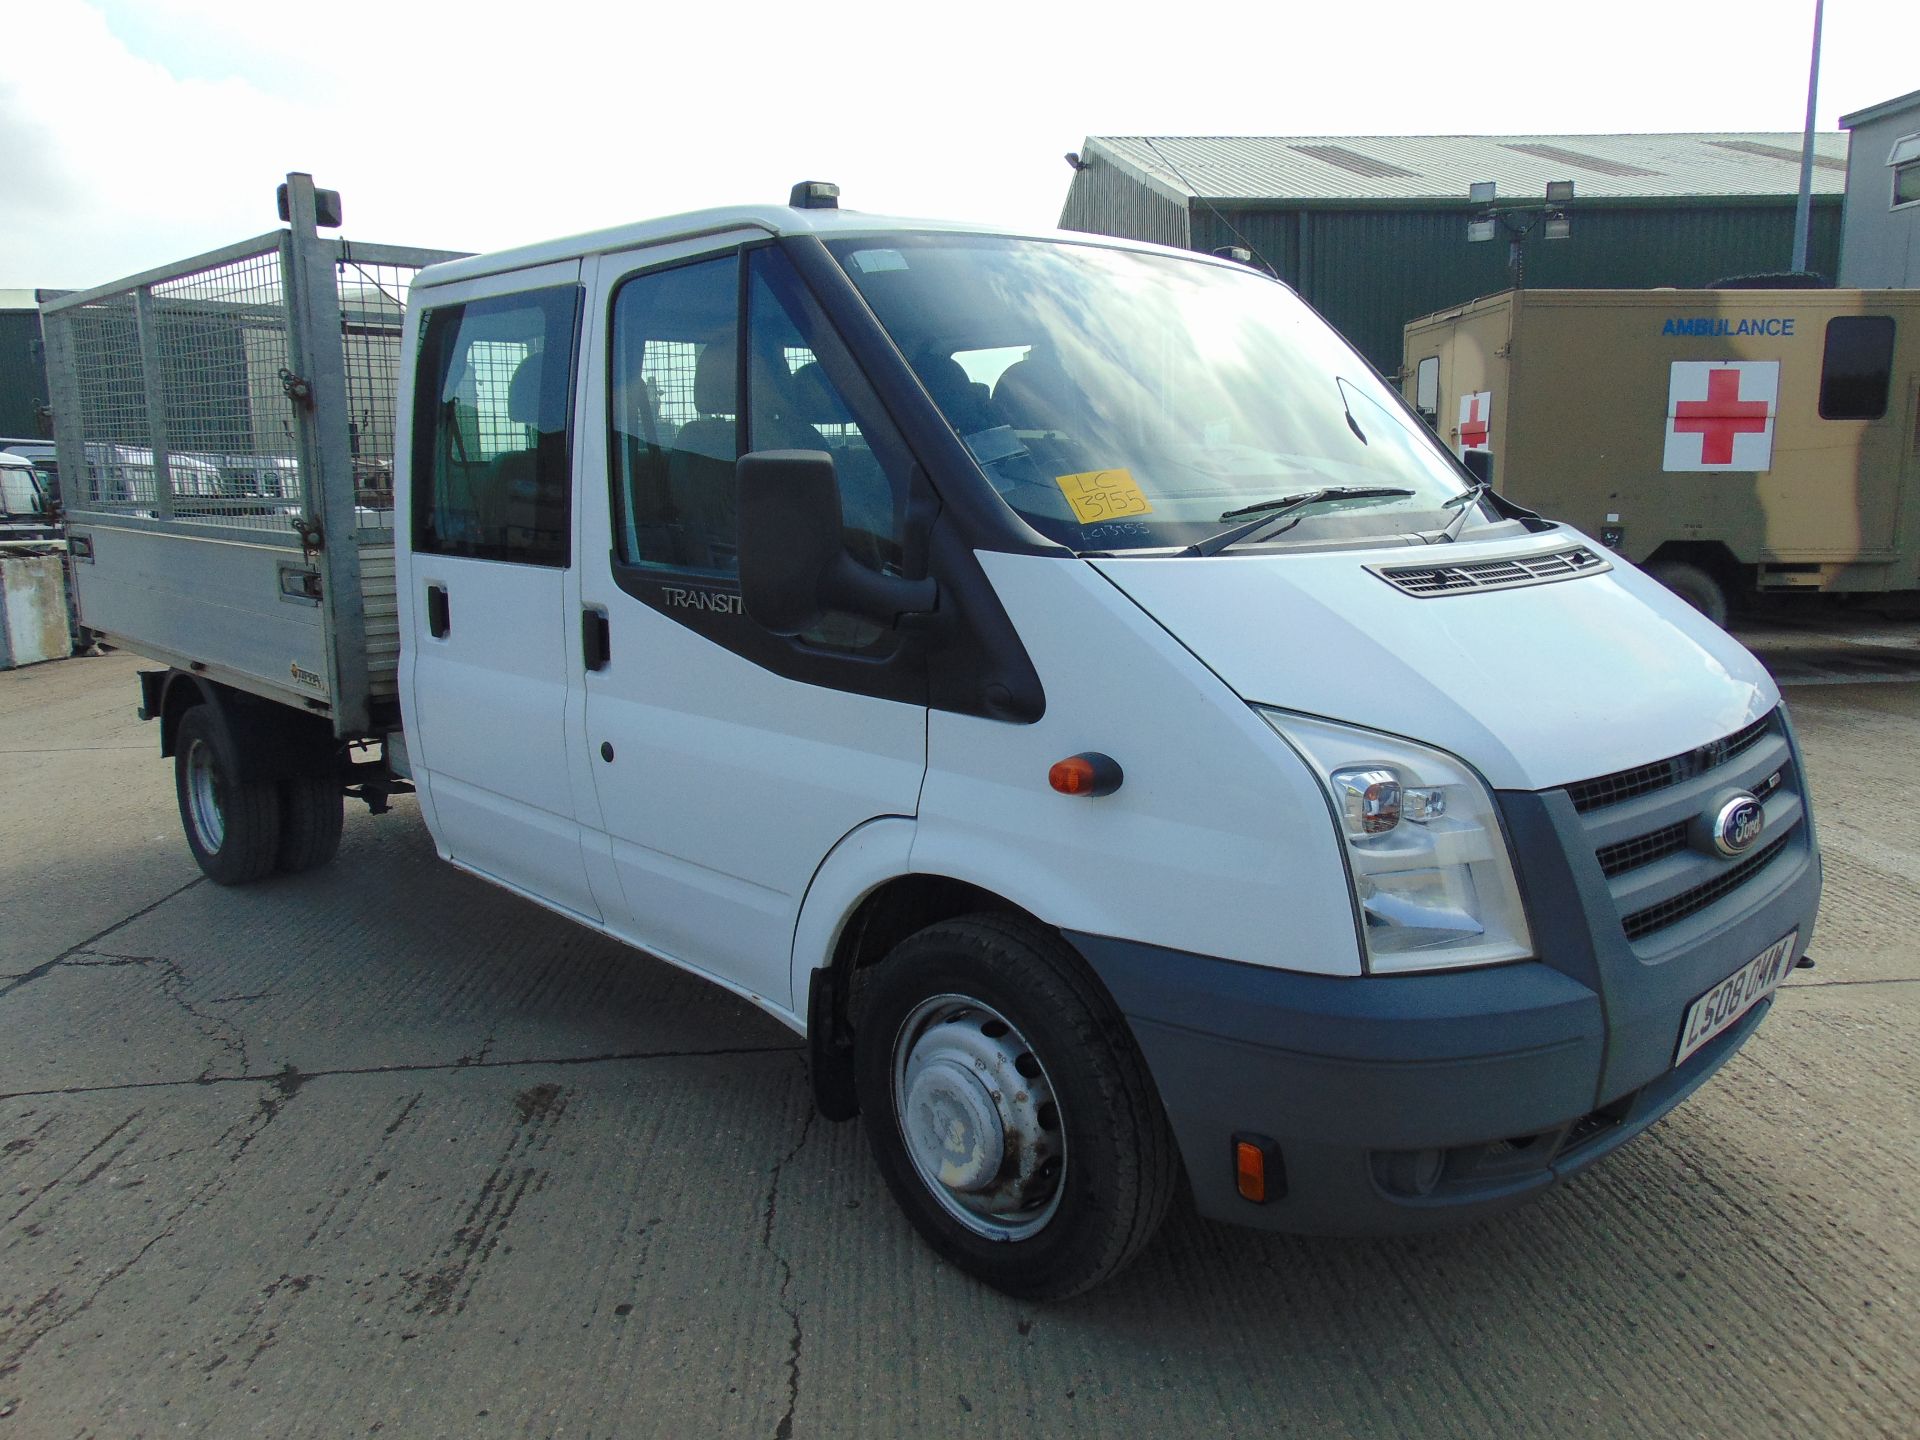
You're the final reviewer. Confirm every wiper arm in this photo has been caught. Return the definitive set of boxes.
[1182,486,1416,558]
[1438,478,1492,542]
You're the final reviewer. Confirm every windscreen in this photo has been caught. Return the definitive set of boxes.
[827,235,1473,552]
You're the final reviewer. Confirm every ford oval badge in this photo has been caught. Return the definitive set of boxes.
[1712,795,1765,858]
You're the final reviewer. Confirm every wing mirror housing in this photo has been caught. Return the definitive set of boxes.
[737,449,937,636]
[1461,448,1493,485]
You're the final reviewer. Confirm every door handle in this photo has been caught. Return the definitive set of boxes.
[582,607,610,671]
[426,583,450,638]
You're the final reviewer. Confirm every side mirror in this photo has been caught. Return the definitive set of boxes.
[1461,448,1494,485]
[736,449,937,636]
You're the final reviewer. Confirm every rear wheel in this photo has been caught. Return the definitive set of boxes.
[275,773,344,874]
[1648,560,1730,628]
[854,914,1177,1300]
[175,706,281,885]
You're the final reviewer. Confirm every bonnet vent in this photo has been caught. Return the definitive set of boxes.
[1369,545,1611,597]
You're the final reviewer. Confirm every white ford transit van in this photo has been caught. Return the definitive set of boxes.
[59,180,1821,1299]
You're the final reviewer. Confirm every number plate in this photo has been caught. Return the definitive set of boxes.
[1675,931,1798,1067]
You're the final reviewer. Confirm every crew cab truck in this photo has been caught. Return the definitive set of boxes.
[47,176,1822,1299]
[1403,286,1920,624]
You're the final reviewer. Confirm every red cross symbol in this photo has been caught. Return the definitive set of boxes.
[1672,369,1770,465]
[1460,394,1490,449]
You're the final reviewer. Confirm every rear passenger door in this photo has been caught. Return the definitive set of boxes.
[573,238,929,1009]
[402,262,603,920]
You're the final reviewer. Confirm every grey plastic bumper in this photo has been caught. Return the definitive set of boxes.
[1067,822,1819,1235]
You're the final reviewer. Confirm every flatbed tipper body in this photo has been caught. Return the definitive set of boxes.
[42,178,462,734]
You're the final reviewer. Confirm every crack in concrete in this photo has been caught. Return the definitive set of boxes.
[4,1112,144,1227]
[1781,975,1920,990]
[0,877,206,1002]
[762,1062,816,1440]
[0,1072,302,1382]
[0,1042,801,1103]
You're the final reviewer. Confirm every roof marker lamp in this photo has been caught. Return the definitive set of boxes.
[1260,710,1532,973]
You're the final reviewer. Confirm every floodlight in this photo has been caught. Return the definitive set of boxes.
[1543,213,1572,240]
[1469,181,1497,205]
[1545,179,1575,204]
[1467,218,1497,243]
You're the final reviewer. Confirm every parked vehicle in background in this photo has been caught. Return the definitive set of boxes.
[1403,287,1920,624]
[45,176,1821,1299]
[0,438,60,508]
[0,451,58,540]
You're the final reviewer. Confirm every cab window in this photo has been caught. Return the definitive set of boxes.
[606,246,915,652]
[412,286,580,565]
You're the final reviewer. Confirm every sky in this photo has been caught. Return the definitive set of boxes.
[3,0,1916,287]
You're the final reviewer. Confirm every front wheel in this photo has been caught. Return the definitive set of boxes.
[854,914,1178,1299]
[175,706,281,885]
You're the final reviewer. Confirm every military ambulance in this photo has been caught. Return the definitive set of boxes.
[1403,288,1920,623]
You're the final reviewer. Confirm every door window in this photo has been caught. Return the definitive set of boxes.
[605,246,917,653]
[607,255,740,574]
[1819,315,1895,421]
[412,285,580,565]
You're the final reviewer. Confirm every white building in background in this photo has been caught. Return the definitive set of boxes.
[1839,89,1920,288]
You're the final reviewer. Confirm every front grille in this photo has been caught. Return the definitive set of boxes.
[1568,714,1773,814]
[1596,821,1688,878]
[1369,544,1610,598]
[1621,835,1792,941]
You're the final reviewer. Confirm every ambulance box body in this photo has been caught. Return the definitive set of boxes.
[1403,288,1920,619]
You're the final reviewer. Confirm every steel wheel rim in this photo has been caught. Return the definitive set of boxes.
[890,992,1067,1241]
[185,739,225,852]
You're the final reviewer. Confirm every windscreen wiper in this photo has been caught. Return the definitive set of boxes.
[1181,486,1416,558]
[1437,478,1491,542]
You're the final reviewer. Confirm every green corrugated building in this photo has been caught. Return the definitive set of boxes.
[1060,133,1848,373]
[0,291,52,440]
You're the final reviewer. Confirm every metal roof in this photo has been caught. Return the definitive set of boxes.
[1839,89,1920,130]
[1086,133,1851,205]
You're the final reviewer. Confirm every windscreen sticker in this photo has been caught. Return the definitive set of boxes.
[1053,469,1153,525]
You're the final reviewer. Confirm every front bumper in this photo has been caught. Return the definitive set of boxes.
[1067,712,1823,1234]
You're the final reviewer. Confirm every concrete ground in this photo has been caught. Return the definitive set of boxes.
[1,635,1915,1439]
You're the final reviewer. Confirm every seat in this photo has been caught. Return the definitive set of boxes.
[666,341,744,569]
[916,353,996,436]
[993,351,1081,434]
[482,353,565,556]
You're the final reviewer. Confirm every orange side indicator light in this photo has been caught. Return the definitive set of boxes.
[1233,1134,1282,1204]
[1048,752,1123,797]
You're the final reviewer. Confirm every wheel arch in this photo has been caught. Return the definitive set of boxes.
[150,669,338,781]
[795,823,1065,1122]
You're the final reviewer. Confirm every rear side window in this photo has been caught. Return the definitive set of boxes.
[413,285,580,565]
[1819,315,1895,421]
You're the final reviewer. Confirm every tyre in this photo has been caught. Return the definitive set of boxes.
[275,773,344,874]
[854,913,1178,1300]
[174,705,281,885]
[1648,560,1730,628]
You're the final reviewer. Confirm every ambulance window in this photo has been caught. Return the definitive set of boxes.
[1819,316,1895,421]
[1415,356,1439,427]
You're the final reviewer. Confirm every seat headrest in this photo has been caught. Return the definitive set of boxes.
[786,362,852,426]
[694,342,735,414]
[506,354,544,426]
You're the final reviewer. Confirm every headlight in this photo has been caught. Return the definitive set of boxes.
[1259,709,1533,973]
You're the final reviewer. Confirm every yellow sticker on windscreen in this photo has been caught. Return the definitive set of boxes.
[1053,469,1154,525]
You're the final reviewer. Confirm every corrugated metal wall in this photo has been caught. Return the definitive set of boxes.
[1128,198,1844,373]
[0,311,51,437]
[1061,165,1191,251]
